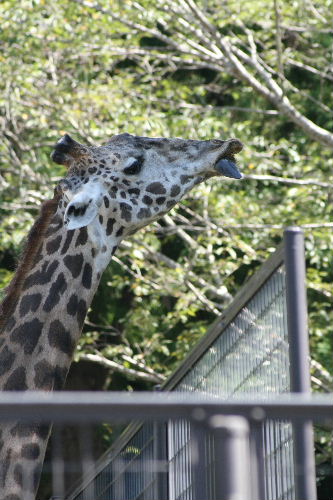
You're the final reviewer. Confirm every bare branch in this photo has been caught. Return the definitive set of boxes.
[185,280,221,315]
[311,375,332,392]
[309,283,332,299]
[140,96,279,115]
[71,0,333,147]
[286,58,333,82]
[273,0,284,81]
[111,255,163,291]
[228,46,333,147]
[70,0,224,64]
[311,359,333,392]
[179,204,332,231]
[219,222,333,230]
[162,214,198,248]
[78,352,164,383]
[82,45,226,72]
[178,1,333,148]
[121,239,232,302]
[243,174,331,188]
[305,0,327,22]
[280,24,333,34]
[121,354,166,381]
[154,222,333,231]
[83,320,122,336]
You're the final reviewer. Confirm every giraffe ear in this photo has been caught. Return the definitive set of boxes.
[64,191,101,230]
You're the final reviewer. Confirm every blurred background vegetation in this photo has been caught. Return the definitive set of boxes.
[0,0,332,497]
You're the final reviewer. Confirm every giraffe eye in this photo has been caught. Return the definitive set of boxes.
[123,157,144,175]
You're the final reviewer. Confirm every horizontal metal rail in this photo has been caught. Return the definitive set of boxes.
[0,392,331,422]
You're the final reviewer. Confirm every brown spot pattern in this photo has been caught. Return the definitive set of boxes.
[19,293,42,317]
[10,318,43,355]
[146,182,166,194]
[43,273,67,312]
[64,254,84,279]
[48,320,74,356]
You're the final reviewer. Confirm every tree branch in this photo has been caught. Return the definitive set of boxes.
[273,0,284,82]
[164,0,333,148]
[185,280,221,315]
[120,239,232,302]
[78,352,165,383]
[162,214,198,248]
[286,58,333,82]
[121,354,166,381]
[310,359,333,392]
[243,174,331,188]
[111,255,163,291]
[154,222,333,232]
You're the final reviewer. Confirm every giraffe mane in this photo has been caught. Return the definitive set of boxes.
[0,191,61,333]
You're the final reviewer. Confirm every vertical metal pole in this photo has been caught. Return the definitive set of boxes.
[191,422,208,500]
[284,226,317,500]
[250,422,266,500]
[51,425,65,500]
[153,421,168,500]
[210,415,251,500]
[80,424,95,500]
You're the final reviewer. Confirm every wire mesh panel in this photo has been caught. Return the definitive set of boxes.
[168,266,295,500]
[68,422,161,500]
[167,419,192,500]
[175,267,289,396]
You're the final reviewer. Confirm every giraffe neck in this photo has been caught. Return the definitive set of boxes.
[0,209,119,499]
[0,194,60,333]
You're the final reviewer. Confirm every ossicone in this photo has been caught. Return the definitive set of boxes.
[51,134,88,167]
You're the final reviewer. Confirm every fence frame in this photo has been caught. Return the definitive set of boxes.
[0,393,331,500]
[57,227,317,500]
[0,391,331,422]
[54,227,318,500]
[0,227,321,500]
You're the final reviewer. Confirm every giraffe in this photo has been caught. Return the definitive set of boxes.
[0,132,243,500]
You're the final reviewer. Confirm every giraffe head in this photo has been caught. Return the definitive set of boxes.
[52,132,243,237]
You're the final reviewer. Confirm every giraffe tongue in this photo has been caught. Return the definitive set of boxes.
[215,159,242,179]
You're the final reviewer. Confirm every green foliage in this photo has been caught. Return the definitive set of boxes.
[1,0,332,381]
[1,0,332,494]
[1,0,332,426]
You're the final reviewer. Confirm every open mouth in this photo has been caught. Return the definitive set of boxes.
[214,154,242,179]
[213,138,243,179]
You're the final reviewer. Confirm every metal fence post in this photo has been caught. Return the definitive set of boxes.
[191,421,209,500]
[153,421,168,500]
[249,422,266,500]
[284,226,317,500]
[209,415,251,500]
